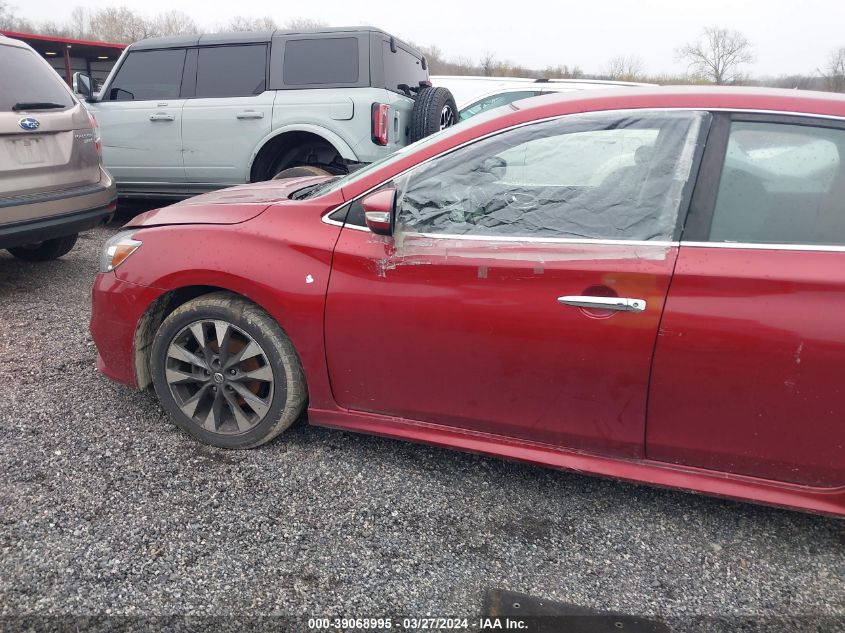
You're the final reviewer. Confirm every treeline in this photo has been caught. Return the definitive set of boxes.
[0,2,324,43]
[419,30,845,93]
[1,2,843,93]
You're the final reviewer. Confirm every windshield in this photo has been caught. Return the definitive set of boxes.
[0,44,75,112]
[305,106,517,199]
[459,90,541,121]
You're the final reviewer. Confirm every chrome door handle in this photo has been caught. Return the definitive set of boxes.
[557,296,647,312]
[236,111,264,119]
[149,113,174,122]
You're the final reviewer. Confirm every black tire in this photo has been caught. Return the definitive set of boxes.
[272,165,331,180]
[7,234,78,261]
[150,292,307,449]
[409,86,458,142]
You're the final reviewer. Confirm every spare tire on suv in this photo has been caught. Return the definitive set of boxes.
[410,86,458,142]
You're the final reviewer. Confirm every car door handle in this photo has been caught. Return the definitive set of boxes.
[557,296,647,312]
[236,111,264,120]
[149,113,174,122]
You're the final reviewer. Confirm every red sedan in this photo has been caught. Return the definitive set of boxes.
[91,87,845,516]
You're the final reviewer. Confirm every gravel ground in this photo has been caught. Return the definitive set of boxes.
[0,215,843,631]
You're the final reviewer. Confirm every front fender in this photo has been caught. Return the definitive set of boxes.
[112,211,342,410]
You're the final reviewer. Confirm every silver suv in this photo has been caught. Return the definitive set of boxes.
[0,35,116,261]
[75,27,457,199]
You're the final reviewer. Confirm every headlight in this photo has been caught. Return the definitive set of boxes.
[99,230,142,273]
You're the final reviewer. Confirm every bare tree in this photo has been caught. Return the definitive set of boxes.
[151,10,197,37]
[412,42,446,74]
[604,54,645,81]
[480,51,497,76]
[283,17,328,30]
[88,7,152,43]
[36,20,73,37]
[822,47,845,92]
[67,6,89,38]
[541,64,583,79]
[0,0,33,31]
[226,15,277,31]
[677,26,754,84]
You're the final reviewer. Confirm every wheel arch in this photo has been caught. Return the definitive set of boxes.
[248,125,359,182]
[133,284,304,392]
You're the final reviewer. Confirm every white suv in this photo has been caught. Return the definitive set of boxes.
[431,76,655,122]
[75,27,457,198]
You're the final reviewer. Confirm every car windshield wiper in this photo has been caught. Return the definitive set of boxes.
[12,102,67,111]
[295,178,339,200]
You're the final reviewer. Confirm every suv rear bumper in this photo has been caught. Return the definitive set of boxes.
[0,168,117,249]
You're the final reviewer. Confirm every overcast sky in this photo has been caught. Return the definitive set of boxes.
[16,0,845,77]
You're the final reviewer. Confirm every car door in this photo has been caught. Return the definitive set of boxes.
[325,110,709,458]
[88,48,188,183]
[181,44,273,184]
[647,113,845,487]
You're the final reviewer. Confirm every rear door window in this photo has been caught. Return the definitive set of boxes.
[195,45,267,98]
[708,121,845,245]
[283,38,359,85]
[0,44,74,111]
[382,42,426,94]
[107,49,186,101]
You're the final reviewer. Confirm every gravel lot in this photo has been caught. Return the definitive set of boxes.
[0,215,843,630]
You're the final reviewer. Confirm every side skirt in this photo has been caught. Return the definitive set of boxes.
[308,407,845,517]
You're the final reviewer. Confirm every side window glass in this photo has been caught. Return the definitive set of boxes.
[709,122,845,245]
[283,38,359,85]
[459,91,540,121]
[107,49,186,101]
[395,111,707,241]
[195,45,267,98]
[382,42,426,94]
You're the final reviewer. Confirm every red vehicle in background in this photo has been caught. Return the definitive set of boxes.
[90,86,845,516]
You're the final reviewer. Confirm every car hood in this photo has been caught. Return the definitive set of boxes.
[126,176,334,228]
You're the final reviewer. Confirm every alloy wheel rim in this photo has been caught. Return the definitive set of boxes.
[165,320,276,435]
[440,104,456,130]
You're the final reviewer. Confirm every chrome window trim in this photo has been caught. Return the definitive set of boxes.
[704,107,845,122]
[322,214,679,244]
[410,232,678,247]
[320,106,844,242]
[683,241,845,253]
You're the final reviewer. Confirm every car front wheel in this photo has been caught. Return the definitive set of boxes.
[150,292,307,449]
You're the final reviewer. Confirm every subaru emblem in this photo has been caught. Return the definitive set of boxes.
[19,117,40,131]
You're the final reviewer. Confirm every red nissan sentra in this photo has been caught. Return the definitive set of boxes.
[90,87,845,516]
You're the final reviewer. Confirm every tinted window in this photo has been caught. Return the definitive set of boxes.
[709,122,845,245]
[283,38,358,85]
[195,45,267,98]
[108,49,186,101]
[0,44,74,111]
[459,91,540,121]
[395,111,707,240]
[383,42,425,94]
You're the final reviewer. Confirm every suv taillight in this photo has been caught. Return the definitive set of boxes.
[371,103,389,146]
[87,110,102,158]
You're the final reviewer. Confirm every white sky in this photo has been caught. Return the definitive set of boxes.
[15,0,845,77]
